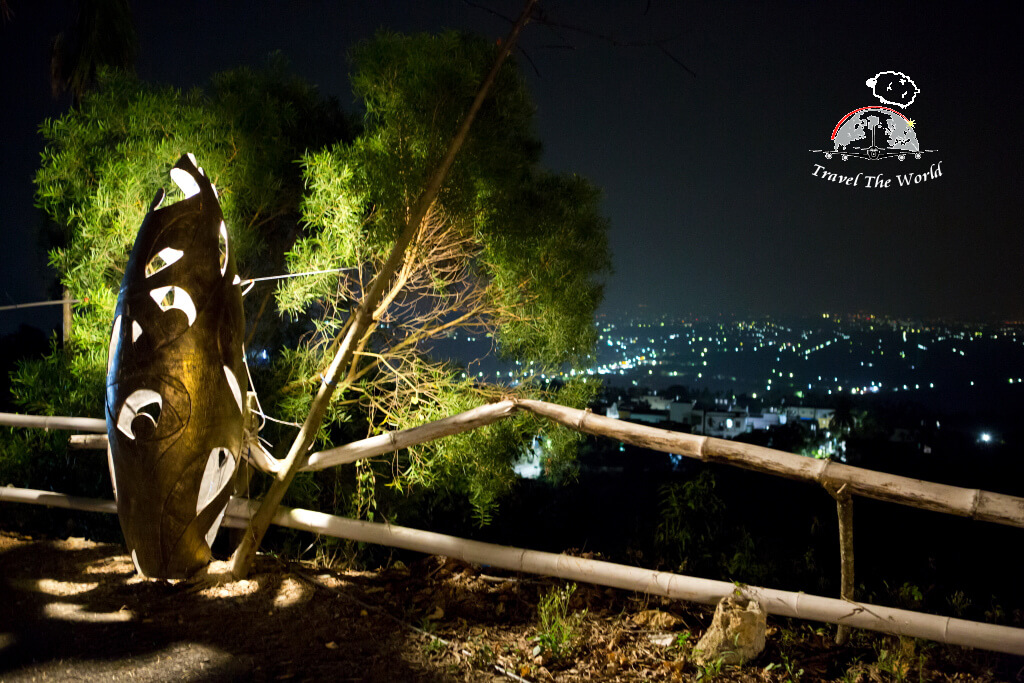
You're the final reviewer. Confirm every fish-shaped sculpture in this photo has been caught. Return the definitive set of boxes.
[105,153,245,579]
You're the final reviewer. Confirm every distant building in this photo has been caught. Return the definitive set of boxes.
[621,409,670,424]
[669,401,748,438]
[609,396,838,443]
[699,409,749,438]
[641,394,673,411]
[747,409,786,430]
[512,436,544,479]
[669,401,700,428]
[610,398,668,424]
[784,406,835,431]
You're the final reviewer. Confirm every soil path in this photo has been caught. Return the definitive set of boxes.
[2,532,1020,682]
[0,533,463,682]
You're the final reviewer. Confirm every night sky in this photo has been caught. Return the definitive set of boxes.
[3,1,1023,337]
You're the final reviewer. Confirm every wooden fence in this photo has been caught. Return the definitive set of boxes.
[2,403,1023,654]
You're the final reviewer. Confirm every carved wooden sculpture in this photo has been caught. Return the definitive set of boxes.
[105,154,245,579]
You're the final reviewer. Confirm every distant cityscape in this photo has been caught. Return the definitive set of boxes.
[440,313,1024,479]
[435,312,1024,467]
[439,313,1024,401]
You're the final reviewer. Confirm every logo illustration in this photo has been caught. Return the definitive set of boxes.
[806,72,942,187]
[812,71,935,163]
[819,106,931,162]
[866,71,919,108]
[810,72,942,187]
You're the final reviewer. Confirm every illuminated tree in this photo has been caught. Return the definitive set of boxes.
[9,29,610,542]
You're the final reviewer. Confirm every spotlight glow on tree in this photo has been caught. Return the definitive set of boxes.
[9,25,610,577]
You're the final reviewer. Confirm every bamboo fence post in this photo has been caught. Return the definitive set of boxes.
[826,482,855,644]
[62,287,72,344]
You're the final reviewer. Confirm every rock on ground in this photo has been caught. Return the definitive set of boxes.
[694,594,766,666]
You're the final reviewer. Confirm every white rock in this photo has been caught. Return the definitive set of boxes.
[694,594,766,666]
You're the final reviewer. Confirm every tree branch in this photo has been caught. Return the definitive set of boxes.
[533,6,697,78]
[228,0,539,579]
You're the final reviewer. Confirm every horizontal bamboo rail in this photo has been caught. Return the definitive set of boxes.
[0,486,117,515]
[302,400,519,470]
[0,412,106,433]
[19,400,1024,528]
[223,498,1024,655]
[57,401,521,458]
[69,434,110,449]
[303,399,1024,528]
[1,485,1021,655]
[515,400,1024,529]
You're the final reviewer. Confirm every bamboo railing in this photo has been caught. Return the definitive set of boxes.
[1,485,1022,655]
[13,401,1024,528]
[303,400,519,469]
[4,400,1024,655]
[301,399,1024,528]
[514,400,1024,528]
[0,412,106,433]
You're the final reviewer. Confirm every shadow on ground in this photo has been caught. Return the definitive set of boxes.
[0,533,453,682]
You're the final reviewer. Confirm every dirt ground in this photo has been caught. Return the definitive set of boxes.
[1,531,1021,682]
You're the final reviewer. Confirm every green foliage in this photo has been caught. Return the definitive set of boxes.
[655,470,772,583]
[31,61,348,364]
[873,637,918,683]
[7,31,610,543]
[2,341,111,502]
[481,172,610,368]
[285,31,609,369]
[345,369,596,527]
[655,470,724,571]
[349,31,540,232]
[422,635,446,656]
[270,32,609,525]
[7,59,351,506]
[764,653,805,682]
[946,590,970,618]
[532,582,585,662]
[886,581,924,610]
[672,630,692,651]
[695,654,728,681]
[22,58,346,413]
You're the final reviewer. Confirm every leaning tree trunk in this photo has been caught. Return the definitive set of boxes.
[227,0,539,579]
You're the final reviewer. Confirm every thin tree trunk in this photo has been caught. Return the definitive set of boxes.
[227,0,539,579]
